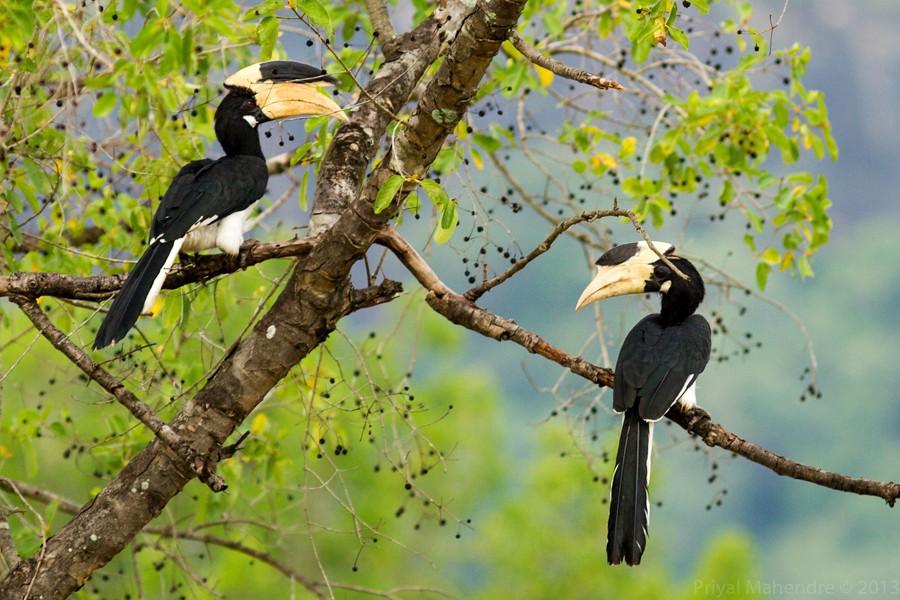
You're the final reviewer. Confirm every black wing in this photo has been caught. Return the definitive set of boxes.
[613,314,711,421]
[148,155,268,244]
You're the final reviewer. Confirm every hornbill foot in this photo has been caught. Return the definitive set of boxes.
[684,406,711,431]
[190,450,228,493]
[185,431,252,493]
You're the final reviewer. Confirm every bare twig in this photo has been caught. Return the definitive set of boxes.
[0,479,47,596]
[464,209,629,301]
[0,479,81,515]
[509,31,625,91]
[8,297,228,493]
[145,528,324,596]
[620,206,690,281]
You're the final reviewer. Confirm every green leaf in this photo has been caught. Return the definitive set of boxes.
[621,177,643,198]
[440,198,456,231]
[745,211,764,233]
[666,2,678,27]
[542,9,563,36]
[5,188,23,214]
[718,180,733,206]
[435,201,457,244]
[419,179,444,202]
[762,247,781,265]
[257,16,279,61]
[243,0,284,20]
[420,180,457,244]
[796,254,814,277]
[473,133,502,154]
[93,92,118,118]
[130,21,165,57]
[668,26,689,50]
[374,175,404,214]
[756,262,770,290]
[297,170,310,211]
[690,0,710,12]
[296,0,331,29]
[743,233,756,251]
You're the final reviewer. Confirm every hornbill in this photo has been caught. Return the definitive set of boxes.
[93,61,347,349]
[576,241,711,566]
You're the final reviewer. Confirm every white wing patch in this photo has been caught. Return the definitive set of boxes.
[643,421,654,533]
[676,380,698,410]
[215,207,252,255]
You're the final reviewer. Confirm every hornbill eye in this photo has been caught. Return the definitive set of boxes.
[654,264,670,279]
[244,99,257,110]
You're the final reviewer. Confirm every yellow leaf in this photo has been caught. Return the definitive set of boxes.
[455,120,469,140]
[780,251,794,271]
[470,148,484,171]
[148,296,164,317]
[0,444,11,459]
[251,413,269,434]
[620,136,637,157]
[590,152,617,170]
[501,40,522,60]
[654,17,667,46]
[0,35,10,64]
[534,64,554,87]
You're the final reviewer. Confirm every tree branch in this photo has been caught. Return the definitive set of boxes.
[390,0,528,180]
[363,0,397,57]
[309,2,475,234]
[0,237,315,301]
[668,407,899,506]
[509,30,625,91]
[8,296,228,492]
[376,228,613,388]
[377,228,900,507]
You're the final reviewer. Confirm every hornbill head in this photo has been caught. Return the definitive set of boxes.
[575,241,680,310]
[224,60,349,123]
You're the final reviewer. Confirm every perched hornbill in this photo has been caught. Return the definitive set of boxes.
[576,241,711,566]
[93,61,347,349]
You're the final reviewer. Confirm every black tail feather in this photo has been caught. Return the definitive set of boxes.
[607,408,652,566]
[93,241,176,349]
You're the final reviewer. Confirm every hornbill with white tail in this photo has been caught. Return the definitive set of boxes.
[93,61,347,349]
[576,241,711,566]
